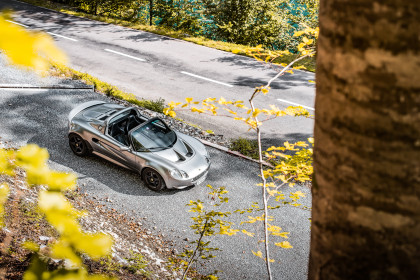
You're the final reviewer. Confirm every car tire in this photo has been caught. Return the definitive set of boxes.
[142,168,165,191]
[69,133,91,156]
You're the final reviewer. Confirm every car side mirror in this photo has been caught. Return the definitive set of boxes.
[120,146,131,152]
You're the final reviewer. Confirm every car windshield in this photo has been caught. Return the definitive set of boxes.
[130,118,176,151]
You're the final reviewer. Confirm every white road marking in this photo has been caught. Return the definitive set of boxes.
[46,32,78,41]
[5,19,29,28]
[277,98,315,111]
[181,71,234,88]
[104,49,146,62]
[6,19,78,42]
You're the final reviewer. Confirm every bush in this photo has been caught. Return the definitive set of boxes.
[230,137,259,160]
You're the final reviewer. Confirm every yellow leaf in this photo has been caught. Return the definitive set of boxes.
[267,224,282,232]
[51,240,83,266]
[252,108,262,118]
[185,97,193,103]
[218,97,227,105]
[275,241,293,249]
[252,250,263,258]
[297,43,305,51]
[74,233,113,260]
[47,171,77,191]
[168,111,176,118]
[16,144,49,168]
[272,231,290,238]
[191,107,205,114]
[38,191,73,212]
[293,30,305,37]
[0,15,67,71]
[241,229,255,237]
[267,189,278,197]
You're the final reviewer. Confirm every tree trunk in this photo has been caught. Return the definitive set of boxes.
[310,1,420,279]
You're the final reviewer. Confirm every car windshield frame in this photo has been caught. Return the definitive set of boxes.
[129,117,177,152]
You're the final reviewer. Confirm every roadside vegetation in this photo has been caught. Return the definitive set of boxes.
[229,137,259,160]
[19,0,317,72]
[50,64,166,113]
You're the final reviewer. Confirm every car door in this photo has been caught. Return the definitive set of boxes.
[93,133,138,170]
[128,130,147,170]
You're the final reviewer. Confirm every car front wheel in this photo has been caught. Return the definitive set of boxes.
[142,168,165,191]
[69,133,90,156]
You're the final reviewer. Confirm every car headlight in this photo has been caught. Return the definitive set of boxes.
[170,169,188,179]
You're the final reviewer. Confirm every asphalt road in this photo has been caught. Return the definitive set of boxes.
[0,58,311,279]
[0,0,315,147]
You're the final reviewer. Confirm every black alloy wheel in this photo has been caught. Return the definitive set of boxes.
[69,133,90,156]
[142,168,165,191]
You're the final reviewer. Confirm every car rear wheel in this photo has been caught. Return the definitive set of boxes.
[69,133,90,156]
[142,168,165,191]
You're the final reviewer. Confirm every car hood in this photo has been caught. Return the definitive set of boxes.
[152,138,194,163]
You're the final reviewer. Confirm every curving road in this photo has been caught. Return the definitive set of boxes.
[0,0,315,147]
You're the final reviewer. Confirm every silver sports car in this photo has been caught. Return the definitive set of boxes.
[68,100,210,191]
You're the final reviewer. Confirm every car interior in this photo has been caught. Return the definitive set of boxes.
[108,110,146,146]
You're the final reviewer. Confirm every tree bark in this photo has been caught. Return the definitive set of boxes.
[310,1,420,279]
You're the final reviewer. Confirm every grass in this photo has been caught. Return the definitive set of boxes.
[51,64,166,113]
[229,137,260,160]
[19,0,315,72]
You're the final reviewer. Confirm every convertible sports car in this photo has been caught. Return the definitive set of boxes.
[68,101,210,191]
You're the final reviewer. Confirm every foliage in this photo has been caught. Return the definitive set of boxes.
[229,137,259,160]
[35,0,318,52]
[154,0,205,33]
[124,250,150,275]
[19,0,317,72]
[163,96,310,129]
[204,0,289,48]
[0,12,66,71]
[177,185,238,279]
[0,145,115,280]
